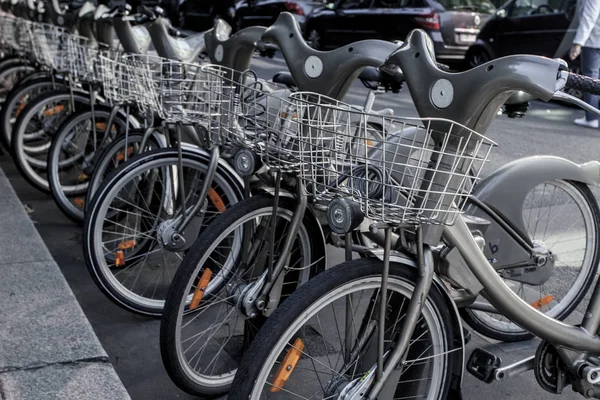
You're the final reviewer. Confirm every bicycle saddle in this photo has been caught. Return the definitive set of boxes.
[112,15,152,54]
[93,3,108,20]
[260,12,400,99]
[204,19,265,71]
[77,1,95,18]
[383,29,561,134]
[272,67,403,91]
[94,4,115,48]
[145,15,206,62]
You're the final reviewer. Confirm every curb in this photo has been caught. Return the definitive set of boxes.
[0,167,130,400]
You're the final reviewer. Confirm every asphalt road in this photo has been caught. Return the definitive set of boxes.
[3,53,600,399]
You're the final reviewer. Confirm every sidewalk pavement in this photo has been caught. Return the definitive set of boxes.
[0,167,130,400]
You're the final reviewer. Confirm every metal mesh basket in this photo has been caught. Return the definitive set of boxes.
[31,23,69,70]
[0,14,17,50]
[201,64,294,148]
[98,53,139,104]
[14,19,34,52]
[123,54,164,114]
[2,17,30,54]
[276,91,497,226]
[63,34,102,81]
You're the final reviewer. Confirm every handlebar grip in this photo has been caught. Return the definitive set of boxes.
[565,73,600,96]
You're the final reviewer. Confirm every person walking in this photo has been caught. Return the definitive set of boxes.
[571,0,600,128]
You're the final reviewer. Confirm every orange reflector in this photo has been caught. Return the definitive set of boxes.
[280,112,298,119]
[531,295,554,310]
[115,250,125,267]
[43,104,65,116]
[115,146,134,162]
[366,139,374,148]
[15,95,28,117]
[77,173,89,183]
[117,240,136,250]
[95,122,116,133]
[270,338,304,392]
[208,188,226,213]
[190,268,213,310]
[73,197,85,208]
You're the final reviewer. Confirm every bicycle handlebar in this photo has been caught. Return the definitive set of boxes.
[565,73,600,96]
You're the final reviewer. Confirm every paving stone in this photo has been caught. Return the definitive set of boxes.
[0,177,52,263]
[0,261,108,369]
[0,362,130,400]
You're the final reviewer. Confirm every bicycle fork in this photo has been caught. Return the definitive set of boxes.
[344,225,434,400]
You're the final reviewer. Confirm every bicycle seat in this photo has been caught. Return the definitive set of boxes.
[272,71,295,87]
[383,29,561,133]
[146,17,207,62]
[260,12,400,99]
[77,1,95,18]
[204,20,265,71]
[272,66,402,90]
[94,4,109,20]
[94,4,115,48]
[113,16,152,54]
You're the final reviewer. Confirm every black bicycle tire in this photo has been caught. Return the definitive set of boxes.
[460,180,600,342]
[230,258,460,399]
[160,194,327,397]
[83,148,245,316]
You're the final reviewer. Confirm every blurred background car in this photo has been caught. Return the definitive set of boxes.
[303,0,496,63]
[464,0,578,69]
[160,0,212,28]
[235,0,326,31]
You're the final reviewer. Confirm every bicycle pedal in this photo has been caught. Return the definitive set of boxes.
[467,348,501,383]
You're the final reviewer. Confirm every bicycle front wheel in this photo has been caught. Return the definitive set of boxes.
[230,258,461,400]
[47,107,128,224]
[160,194,327,397]
[0,77,56,150]
[11,89,90,193]
[83,148,243,316]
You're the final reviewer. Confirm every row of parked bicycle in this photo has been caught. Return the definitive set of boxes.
[4,0,600,398]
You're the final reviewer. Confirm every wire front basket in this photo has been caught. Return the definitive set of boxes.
[63,34,102,81]
[31,23,69,70]
[201,64,293,148]
[126,55,209,120]
[123,54,163,114]
[99,53,139,104]
[274,92,496,226]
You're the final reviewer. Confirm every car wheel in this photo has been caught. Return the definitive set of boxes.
[465,48,490,70]
[307,28,322,50]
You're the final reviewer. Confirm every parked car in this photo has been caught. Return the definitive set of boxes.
[234,0,326,31]
[303,0,496,62]
[464,0,578,69]
[161,0,213,29]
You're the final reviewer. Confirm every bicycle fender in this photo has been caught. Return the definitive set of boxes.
[470,156,599,235]
[256,186,328,269]
[179,143,244,190]
[365,248,465,390]
[467,156,600,268]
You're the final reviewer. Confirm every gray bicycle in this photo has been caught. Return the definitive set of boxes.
[229,29,600,399]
